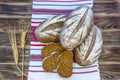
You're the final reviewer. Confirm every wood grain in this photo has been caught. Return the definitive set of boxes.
[0,64,28,80]
[0,0,31,2]
[0,0,120,80]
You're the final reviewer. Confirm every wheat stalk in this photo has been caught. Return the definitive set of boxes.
[7,24,34,80]
[7,27,19,66]
[19,21,29,80]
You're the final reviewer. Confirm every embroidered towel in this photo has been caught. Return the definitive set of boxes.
[28,0,101,80]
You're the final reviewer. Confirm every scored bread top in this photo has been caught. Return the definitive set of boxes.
[35,15,66,43]
[60,6,93,49]
[74,25,103,66]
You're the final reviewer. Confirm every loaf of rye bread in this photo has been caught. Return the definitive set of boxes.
[42,43,65,72]
[43,51,61,72]
[57,50,73,78]
[60,6,93,49]
[74,25,103,66]
[35,15,66,43]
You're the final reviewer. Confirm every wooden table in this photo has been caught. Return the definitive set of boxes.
[0,0,120,80]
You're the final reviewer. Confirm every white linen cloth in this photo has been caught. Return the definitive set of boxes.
[28,0,101,80]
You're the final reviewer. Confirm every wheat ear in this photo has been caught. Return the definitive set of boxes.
[7,28,18,66]
[7,26,34,80]
[19,22,29,80]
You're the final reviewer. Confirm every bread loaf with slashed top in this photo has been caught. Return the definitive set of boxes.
[35,15,66,43]
[74,25,103,66]
[60,6,93,49]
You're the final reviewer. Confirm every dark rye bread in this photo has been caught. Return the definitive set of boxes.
[42,43,65,72]
[57,50,73,78]
[42,51,61,72]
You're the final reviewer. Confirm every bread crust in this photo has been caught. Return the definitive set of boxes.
[42,43,65,72]
[60,6,93,49]
[35,15,66,43]
[74,25,103,66]
[57,50,73,78]
[42,51,61,72]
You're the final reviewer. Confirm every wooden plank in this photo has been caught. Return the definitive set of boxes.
[94,0,120,3]
[100,47,120,62]
[0,0,31,2]
[94,17,120,30]
[93,3,120,14]
[99,64,120,72]
[0,32,30,46]
[0,4,32,14]
[0,47,30,63]
[0,18,31,32]
[0,2,32,5]
[0,15,31,18]
[0,64,28,80]
[100,71,120,80]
